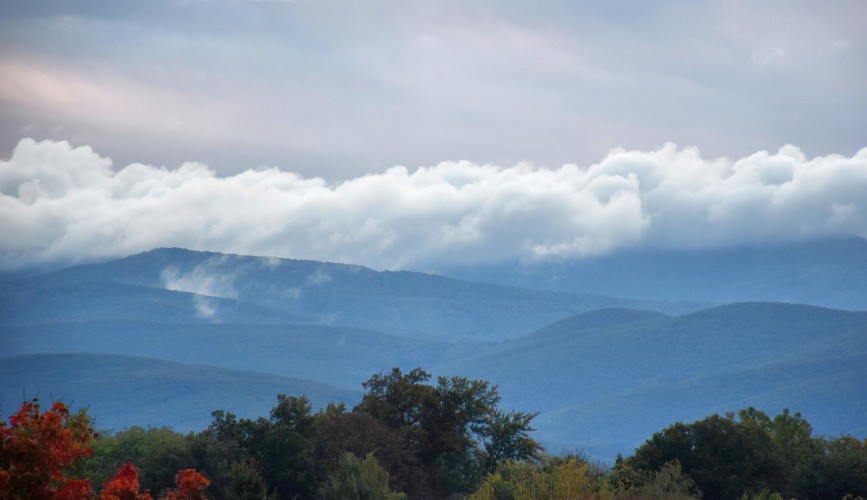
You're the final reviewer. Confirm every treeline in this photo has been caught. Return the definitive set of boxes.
[3,367,866,499]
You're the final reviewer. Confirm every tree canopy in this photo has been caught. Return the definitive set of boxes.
[3,372,865,500]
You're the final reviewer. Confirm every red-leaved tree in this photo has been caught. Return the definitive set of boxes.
[0,400,95,499]
[100,464,209,500]
[1,400,209,500]
[160,469,209,500]
[100,463,152,500]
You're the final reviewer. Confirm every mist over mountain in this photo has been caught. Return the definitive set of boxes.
[1,247,696,340]
[1,243,865,462]
[3,2,867,493]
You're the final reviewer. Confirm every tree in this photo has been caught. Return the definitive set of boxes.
[197,395,318,499]
[321,452,406,500]
[468,455,612,500]
[222,458,274,500]
[87,427,194,496]
[481,410,540,476]
[356,368,541,497]
[100,463,153,500]
[617,460,700,500]
[1,400,211,500]
[0,399,96,499]
[313,405,421,497]
[160,469,209,500]
[627,414,777,498]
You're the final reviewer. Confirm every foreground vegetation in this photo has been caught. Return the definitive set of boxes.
[2,368,865,499]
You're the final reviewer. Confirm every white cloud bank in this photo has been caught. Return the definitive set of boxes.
[1,138,866,271]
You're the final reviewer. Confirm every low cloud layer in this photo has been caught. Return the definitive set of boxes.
[1,138,865,271]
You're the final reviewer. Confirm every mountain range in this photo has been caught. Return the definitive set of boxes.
[439,236,867,310]
[1,238,865,462]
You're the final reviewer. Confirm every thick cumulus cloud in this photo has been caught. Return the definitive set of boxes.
[1,138,866,270]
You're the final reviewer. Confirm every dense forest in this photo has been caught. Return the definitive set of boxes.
[2,368,865,500]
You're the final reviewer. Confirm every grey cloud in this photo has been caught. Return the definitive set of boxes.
[1,1,865,179]
[1,138,865,271]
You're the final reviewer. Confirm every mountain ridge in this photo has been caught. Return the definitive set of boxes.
[1,243,865,462]
[437,236,867,310]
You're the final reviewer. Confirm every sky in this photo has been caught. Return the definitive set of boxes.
[1,0,866,270]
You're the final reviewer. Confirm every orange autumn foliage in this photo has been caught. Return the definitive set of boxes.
[1,400,209,500]
[160,469,209,500]
[0,400,95,499]
[100,464,209,500]
[100,463,152,500]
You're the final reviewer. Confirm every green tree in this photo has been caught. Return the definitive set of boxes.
[236,395,318,499]
[87,426,194,496]
[193,395,319,499]
[617,460,700,500]
[627,414,777,499]
[468,455,612,500]
[321,452,407,500]
[314,405,421,498]
[223,458,275,500]
[357,368,540,497]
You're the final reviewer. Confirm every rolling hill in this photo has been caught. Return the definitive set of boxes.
[1,247,865,463]
[0,247,700,341]
[0,320,467,390]
[438,236,867,310]
[434,303,867,460]
[0,353,362,432]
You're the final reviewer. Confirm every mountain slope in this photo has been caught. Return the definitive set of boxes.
[2,248,864,463]
[1,248,700,340]
[535,351,867,461]
[438,236,867,310]
[0,321,468,390]
[0,353,362,432]
[434,303,867,460]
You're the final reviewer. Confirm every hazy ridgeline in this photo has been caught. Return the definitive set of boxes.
[2,238,865,465]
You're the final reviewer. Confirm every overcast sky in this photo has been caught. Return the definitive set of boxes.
[1,0,866,270]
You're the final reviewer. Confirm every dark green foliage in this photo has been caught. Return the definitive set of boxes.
[481,410,541,475]
[222,458,275,500]
[86,426,194,496]
[791,435,867,499]
[627,414,778,498]
[356,368,541,497]
[200,395,319,499]
[614,460,700,500]
[624,408,867,499]
[80,368,538,499]
[70,364,864,500]
[321,452,406,500]
[313,404,423,497]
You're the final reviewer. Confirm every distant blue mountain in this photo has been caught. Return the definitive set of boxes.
[1,246,865,463]
[0,353,362,433]
[435,303,867,460]
[0,320,463,390]
[1,247,698,340]
[437,236,867,310]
